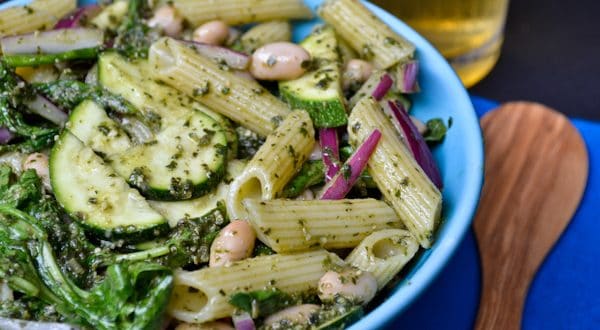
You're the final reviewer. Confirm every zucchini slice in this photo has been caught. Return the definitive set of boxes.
[109,111,228,201]
[67,99,132,157]
[67,99,227,201]
[50,132,167,239]
[149,160,246,227]
[279,26,347,128]
[98,52,237,158]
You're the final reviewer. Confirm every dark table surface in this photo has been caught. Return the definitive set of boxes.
[470,0,600,121]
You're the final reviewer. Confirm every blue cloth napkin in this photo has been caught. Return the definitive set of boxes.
[389,96,600,329]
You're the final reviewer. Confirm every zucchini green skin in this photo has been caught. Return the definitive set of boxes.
[50,131,168,241]
[3,47,99,67]
[279,26,347,128]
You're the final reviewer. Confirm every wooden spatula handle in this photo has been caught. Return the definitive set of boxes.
[474,102,588,330]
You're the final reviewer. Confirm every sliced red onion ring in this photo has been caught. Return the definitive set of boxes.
[395,60,420,94]
[54,5,102,29]
[184,41,250,70]
[371,73,394,101]
[320,129,381,200]
[233,312,256,330]
[24,95,68,126]
[348,71,393,108]
[0,127,14,144]
[319,128,340,182]
[1,28,104,55]
[387,101,442,189]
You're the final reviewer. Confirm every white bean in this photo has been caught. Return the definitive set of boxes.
[263,304,320,327]
[193,21,230,46]
[343,59,374,90]
[148,5,183,37]
[23,153,50,190]
[410,115,428,136]
[318,269,378,304]
[250,42,310,81]
[175,321,234,330]
[295,189,314,201]
[209,220,256,267]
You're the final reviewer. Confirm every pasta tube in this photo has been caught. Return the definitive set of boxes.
[170,0,312,26]
[169,250,343,323]
[0,0,76,36]
[238,20,292,54]
[149,37,291,137]
[243,198,404,252]
[348,97,442,247]
[227,110,314,220]
[318,0,415,69]
[345,229,419,289]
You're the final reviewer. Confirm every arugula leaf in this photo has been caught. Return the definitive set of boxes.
[229,288,295,318]
[423,118,449,143]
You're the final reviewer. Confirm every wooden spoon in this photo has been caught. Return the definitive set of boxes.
[473,102,589,330]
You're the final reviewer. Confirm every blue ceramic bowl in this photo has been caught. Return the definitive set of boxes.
[0,0,484,328]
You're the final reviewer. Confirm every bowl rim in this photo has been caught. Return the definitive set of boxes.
[0,0,485,329]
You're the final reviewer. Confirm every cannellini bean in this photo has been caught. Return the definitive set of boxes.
[343,59,374,90]
[249,42,310,81]
[263,304,320,327]
[410,115,428,136]
[193,20,230,46]
[23,153,51,190]
[295,189,314,201]
[209,220,256,267]
[175,321,234,330]
[148,5,183,37]
[318,269,378,304]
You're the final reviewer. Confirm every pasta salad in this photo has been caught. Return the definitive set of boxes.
[0,0,449,329]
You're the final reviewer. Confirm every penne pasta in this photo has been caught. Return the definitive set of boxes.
[149,37,291,137]
[345,229,419,289]
[169,250,343,323]
[0,0,76,36]
[170,0,312,26]
[318,0,415,69]
[348,97,442,248]
[238,20,292,54]
[227,110,315,220]
[243,198,404,252]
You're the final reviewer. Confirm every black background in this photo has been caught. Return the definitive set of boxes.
[470,0,600,120]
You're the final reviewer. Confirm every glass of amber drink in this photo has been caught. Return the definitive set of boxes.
[372,0,510,87]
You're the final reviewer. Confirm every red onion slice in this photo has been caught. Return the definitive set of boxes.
[0,127,14,144]
[371,73,393,101]
[24,95,68,126]
[349,71,393,108]
[319,128,340,182]
[184,41,250,70]
[320,129,381,200]
[1,28,104,55]
[387,101,443,189]
[233,312,256,330]
[395,60,420,94]
[54,5,102,29]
